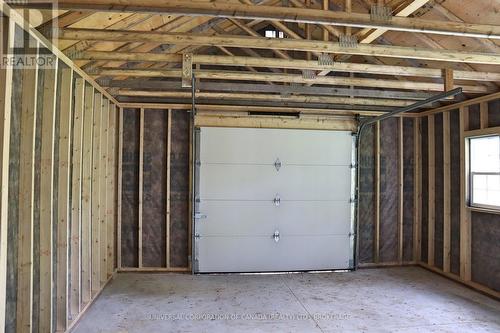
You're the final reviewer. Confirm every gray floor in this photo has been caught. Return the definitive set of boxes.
[72,267,500,333]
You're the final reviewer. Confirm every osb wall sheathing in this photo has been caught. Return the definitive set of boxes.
[358,118,416,265]
[142,109,168,267]
[358,126,375,263]
[434,113,444,270]
[471,212,500,291]
[379,118,399,263]
[120,109,190,269]
[420,117,429,263]
[450,111,461,276]
[169,110,190,268]
[402,119,415,262]
[121,108,140,267]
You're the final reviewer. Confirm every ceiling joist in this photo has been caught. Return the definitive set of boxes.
[54,29,500,65]
[18,0,500,39]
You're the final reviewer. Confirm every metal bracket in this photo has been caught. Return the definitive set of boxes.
[182,53,193,88]
[302,69,317,80]
[194,233,201,240]
[318,53,334,67]
[274,158,282,171]
[339,35,358,48]
[273,194,281,207]
[273,230,280,243]
[370,5,392,22]
[194,213,207,220]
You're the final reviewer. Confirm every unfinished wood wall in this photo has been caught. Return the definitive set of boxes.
[419,97,500,296]
[119,108,191,272]
[0,18,119,333]
[358,117,417,267]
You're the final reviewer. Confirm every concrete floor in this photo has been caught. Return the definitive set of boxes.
[72,267,500,333]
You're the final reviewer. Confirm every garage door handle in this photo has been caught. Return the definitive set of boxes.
[273,194,281,207]
[272,230,280,243]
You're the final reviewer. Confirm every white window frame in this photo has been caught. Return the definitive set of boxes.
[466,131,500,212]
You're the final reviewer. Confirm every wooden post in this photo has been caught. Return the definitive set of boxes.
[374,121,380,263]
[0,18,15,332]
[81,83,94,306]
[99,98,109,286]
[427,115,435,267]
[17,41,39,332]
[117,108,123,269]
[70,77,85,319]
[443,111,451,273]
[413,117,422,262]
[91,92,102,296]
[460,106,471,281]
[56,67,74,332]
[443,68,454,92]
[166,110,172,268]
[138,108,144,268]
[39,57,59,333]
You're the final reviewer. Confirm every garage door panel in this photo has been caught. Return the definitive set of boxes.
[197,235,352,272]
[198,201,351,236]
[200,164,351,201]
[200,127,352,165]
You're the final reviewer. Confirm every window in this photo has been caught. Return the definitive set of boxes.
[468,135,500,210]
[264,30,284,38]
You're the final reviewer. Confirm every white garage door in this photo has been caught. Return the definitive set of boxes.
[194,127,355,273]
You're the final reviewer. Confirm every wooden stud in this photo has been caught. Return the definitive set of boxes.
[443,111,451,273]
[106,103,116,277]
[138,108,144,268]
[0,18,15,332]
[413,118,422,262]
[480,102,489,129]
[459,106,471,281]
[56,66,74,332]
[427,115,435,267]
[374,121,381,264]
[91,92,102,296]
[17,42,39,333]
[443,68,454,92]
[99,98,109,286]
[398,117,404,264]
[166,110,172,268]
[70,77,85,319]
[81,84,94,306]
[39,59,59,333]
[117,108,123,269]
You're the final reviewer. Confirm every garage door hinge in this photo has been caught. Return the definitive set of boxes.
[194,233,201,239]
[196,160,201,166]
[274,158,282,171]
[350,163,357,169]
[349,197,357,203]
[194,213,207,219]
[349,232,356,237]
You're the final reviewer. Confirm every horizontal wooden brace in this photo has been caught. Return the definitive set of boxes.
[105,80,436,100]
[96,69,489,93]
[55,29,500,65]
[116,90,417,107]
[72,52,500,83]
